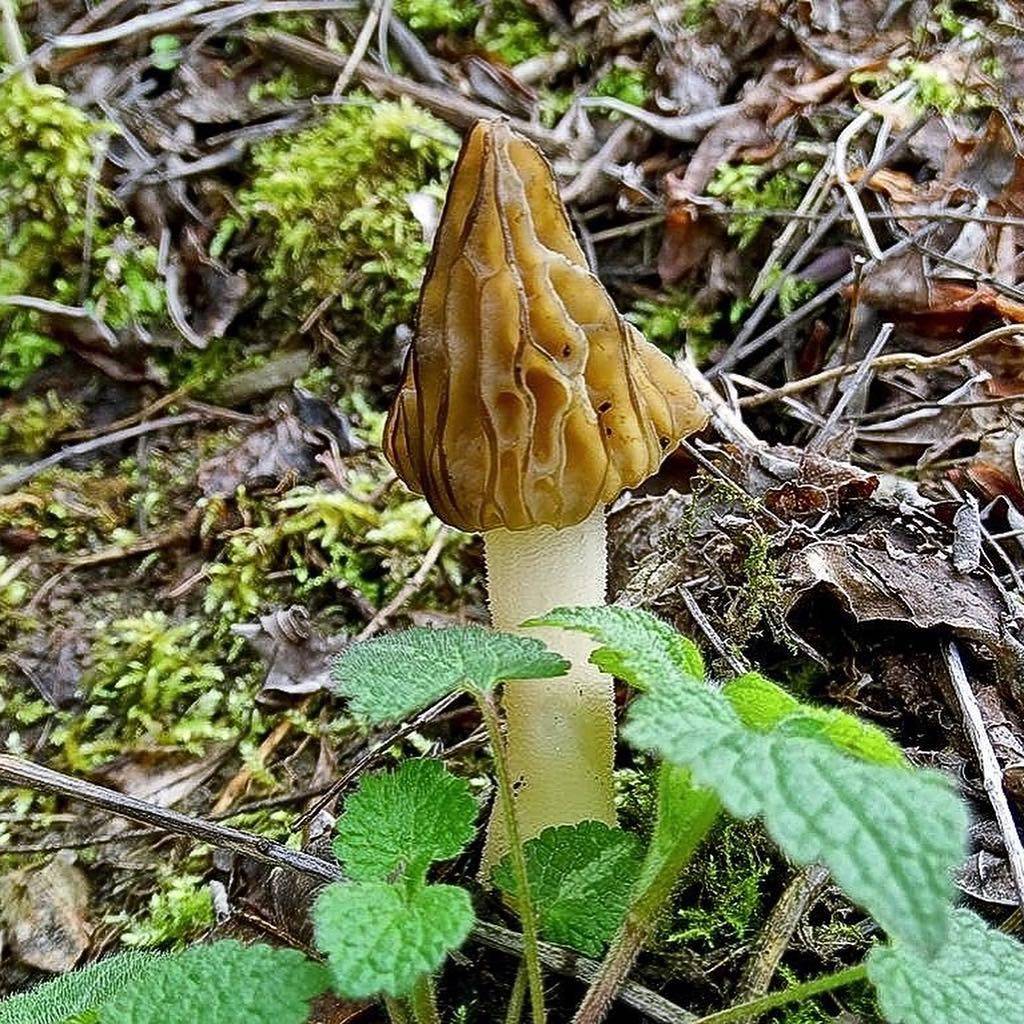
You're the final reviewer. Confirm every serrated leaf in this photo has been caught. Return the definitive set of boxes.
[314,880,473,998]
[868,910,1024,1024]
[529,606,704,686]
[0,952,159,1024]
[99,941,327,1024]
[332,626,568,723]
[334,759,477,884]
[492,821,643,955]
[546,605,966,953]
[724,673,906,767]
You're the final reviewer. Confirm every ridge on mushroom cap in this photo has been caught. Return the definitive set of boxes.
[383,118,708,533]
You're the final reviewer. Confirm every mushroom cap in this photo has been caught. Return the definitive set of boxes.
[383,119,707,533]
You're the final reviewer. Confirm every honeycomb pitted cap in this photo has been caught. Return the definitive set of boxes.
[383,119,707,533]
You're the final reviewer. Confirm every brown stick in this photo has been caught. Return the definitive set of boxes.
[251,30,578,157]
[735,322,1024,409]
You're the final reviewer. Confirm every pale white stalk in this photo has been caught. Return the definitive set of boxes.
[481,507,616,871]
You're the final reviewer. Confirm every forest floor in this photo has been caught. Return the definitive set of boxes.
[2,0,1024,1021]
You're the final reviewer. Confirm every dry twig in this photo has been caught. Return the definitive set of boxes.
[944,642,1024,911]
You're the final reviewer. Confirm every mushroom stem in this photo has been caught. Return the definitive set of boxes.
[481,507,616,870]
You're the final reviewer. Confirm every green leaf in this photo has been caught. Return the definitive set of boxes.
[332,626,568,723]
[99,941,327,1024]
[314,880,473,998]
[334,759,477,884]
[868,910,1024,1024]
[724,673,906,767]
[0,952,159,1024]
[529,606,703,687]
[492,821,643,955]
[545,605,966,953]
[637,763,720,893]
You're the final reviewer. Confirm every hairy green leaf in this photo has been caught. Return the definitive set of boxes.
[314,880,473,998]
[493,821,643,955]
[528,605,703,686]
[332,626,568,722]
[724,673,906,766]
[334,759,477,884]
[638,763,721,894]
[868,910,1024,1024]
[100,941,327,1024]
[543,606,965,953]
[0,952,159,1024]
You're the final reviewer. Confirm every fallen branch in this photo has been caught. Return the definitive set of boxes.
[735,322,1024,409]
[0,413,202,495]
[943,642,1024,911]
[252,29,578,157]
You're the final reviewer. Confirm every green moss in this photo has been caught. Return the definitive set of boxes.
[56,612,239,768]
[162,336,267,395]
[538,87,574,128]
[0,556,28,612]
[593,65,649,109]
[734,529,787,643]
[667,820,774,948]
[224,98,457,350]
[393,0,479,32]
[0,78,164,389]
[477,0,554,63]
[118,873,215,949]
[707,161,818,250]
[0,468,134,552]
[0,392,81,456]
[202,465,466,624]
[627,292,719,363]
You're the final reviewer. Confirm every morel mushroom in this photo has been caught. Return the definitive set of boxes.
[384,119,707,865]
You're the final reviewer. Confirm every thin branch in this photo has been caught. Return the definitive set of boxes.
[0,413,202,495]
[734,865,830,1004]
[332,0,384,96]
[943,642,1024,910]
[808,321,894,452]
[834,82,915,261]
[0,754,338,882]
[735,322,1024,409]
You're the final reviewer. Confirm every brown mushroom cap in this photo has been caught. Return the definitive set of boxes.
[384,119,707,533]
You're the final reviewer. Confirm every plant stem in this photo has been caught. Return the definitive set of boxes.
[504,963,528,1024]
[385,996,414,1024]
[573,782,721,1024]
[410,976,442,1024]
[0,0,34,82]
[478,692,547,1024]
[691,964,869,1024]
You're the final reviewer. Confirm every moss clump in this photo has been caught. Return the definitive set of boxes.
[0,78,164,390]
[117,873,215,949]
[593,65,650,109]
[477,0,554,63]
[56,612,242,768]
[0,556,28,614]
[393,0,479,32]
[202,459,465,625]
[0,392,81,455]
[667,820,774,948]
[707,160,818,250]
[0,468,134,552]
[627,292,719,363]
[220,98,457,351]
